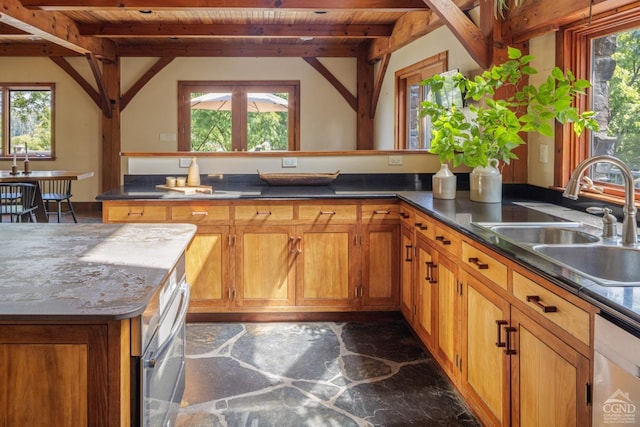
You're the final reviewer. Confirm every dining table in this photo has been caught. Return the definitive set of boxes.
[0,170,94,222]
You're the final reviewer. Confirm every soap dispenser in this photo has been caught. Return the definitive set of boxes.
[186,157,200,186]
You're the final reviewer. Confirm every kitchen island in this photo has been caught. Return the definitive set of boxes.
[0,223,196,427]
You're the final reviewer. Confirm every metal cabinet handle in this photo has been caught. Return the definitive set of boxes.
[319,210,336,215]
[495,320,508,348]
[373,210,390,215]
[526,295,558,313]
[435,235,451,245]
[191,211,209,216]
[425,261,437,284]
[404,245,413,262]
[127,210,144,216]
[256,210,272,215]
[289,236,297,253]
[504,326,517,355]
[415,222,428,230]
[468,257,489,270]
[400,211,410,218]
[296,236,302,253]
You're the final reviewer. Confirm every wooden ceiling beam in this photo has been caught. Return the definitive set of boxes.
[79,23,393,39]
[0,41,77,55]
[21,0,430,11]
[303,57,357,110]
[116,41,362,57]
[421,0,491,69]
[0,0,116,61]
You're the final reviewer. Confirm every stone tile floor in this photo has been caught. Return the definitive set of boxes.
[176,320,480,427]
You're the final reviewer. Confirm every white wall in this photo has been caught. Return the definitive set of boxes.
[0,57,102,202]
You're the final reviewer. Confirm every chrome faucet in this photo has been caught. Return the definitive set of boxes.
[563,155,638,245]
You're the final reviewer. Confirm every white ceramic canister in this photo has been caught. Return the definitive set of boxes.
[470,159,502,203]
[432,163,457,199]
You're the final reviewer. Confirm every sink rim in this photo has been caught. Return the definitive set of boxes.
[472,221,602,245]
[532,243,640,286]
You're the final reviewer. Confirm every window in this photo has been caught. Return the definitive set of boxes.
[563,8,640,195]
[178,81,299,152]
[0,84,54,159]
[395,52,447,150]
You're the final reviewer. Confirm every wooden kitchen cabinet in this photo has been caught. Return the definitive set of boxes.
[400,222,415,321]
[0,322,129,427]
[234,225,296,308]
[413,235,436,349]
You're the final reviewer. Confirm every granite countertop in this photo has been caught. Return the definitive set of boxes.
[0,223,196,320]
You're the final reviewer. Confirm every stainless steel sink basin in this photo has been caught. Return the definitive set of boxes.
[534,245,640,286]
[474,222,601,245]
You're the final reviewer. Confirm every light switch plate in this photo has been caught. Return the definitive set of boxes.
[179,158,191,168]
[388,155,403,166]
[282,157,298,168]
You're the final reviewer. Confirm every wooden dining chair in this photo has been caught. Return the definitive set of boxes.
[38,179,77,223]
[0,183,38,222]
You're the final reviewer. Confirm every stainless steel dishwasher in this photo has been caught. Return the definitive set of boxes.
[593,314,640,426]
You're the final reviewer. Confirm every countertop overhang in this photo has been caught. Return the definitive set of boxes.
[0,223,196,321]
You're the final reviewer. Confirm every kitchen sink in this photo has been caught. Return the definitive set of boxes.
[474,222,601,245]
[533,244,640,286]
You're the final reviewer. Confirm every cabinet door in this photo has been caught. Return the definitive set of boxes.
[511,307,591,427]
[414,237,436,350]
[295,224,356,307]
[400,224,415,321]
[0,324,109,427]
[435,252,459,376]
[235,225,296,307]
[360,223,400,308]
[186,226,230,312]
[462,272,511,427]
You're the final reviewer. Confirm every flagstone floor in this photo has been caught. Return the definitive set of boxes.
[176,320,480,427]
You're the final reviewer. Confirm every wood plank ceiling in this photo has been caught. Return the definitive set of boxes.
[0,0,484,64]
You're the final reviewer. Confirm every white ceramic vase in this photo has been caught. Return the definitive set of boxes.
[432,164,457,199]
[470,159,502,203]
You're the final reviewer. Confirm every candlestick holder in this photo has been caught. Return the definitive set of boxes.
[10,165,18,175]
[23,159,31,175]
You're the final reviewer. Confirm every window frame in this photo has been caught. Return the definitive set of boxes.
[0,83,55,160]
[395,52,448,150]
[177,80,300,152]
[560,6,640,201]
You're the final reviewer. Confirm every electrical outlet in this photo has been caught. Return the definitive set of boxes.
[282,157,298,168]
[388,155,403,166]
[159,133,176,142]
[179,158,192,168]
[539,144,548,164]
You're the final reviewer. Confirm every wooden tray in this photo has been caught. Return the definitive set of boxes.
[156,184,213,194]
[258,170,339,186]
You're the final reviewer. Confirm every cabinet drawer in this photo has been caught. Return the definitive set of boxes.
[461,241,507,290]
[171,204,230,224]
[105,205,167,222]
[432,224,460,257]
[234,204,294,222]
[361,202,401,222]
[399,204,415,226]
[414,212,435,240]
[512,271,590,345]
[298,204,357,223]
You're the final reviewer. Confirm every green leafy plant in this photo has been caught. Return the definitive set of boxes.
[420,46,600,168]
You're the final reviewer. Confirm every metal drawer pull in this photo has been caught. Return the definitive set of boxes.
[191,211,208,216]
[319,210,336,215]
[256,210,272,215]
[504,326,517,355]
[468,257,489,269]
[289,236,297,253]
[295,236,302,253]
[415,222,428,230]
[495,320,508,348]
[526,295,558,313]
[404,245,413,262]
[400,212,410,218]
[373,210,390,214]
[435,235,451,245]
[127,210,144,216]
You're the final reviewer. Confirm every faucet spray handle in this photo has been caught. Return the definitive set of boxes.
[586,206,617,239]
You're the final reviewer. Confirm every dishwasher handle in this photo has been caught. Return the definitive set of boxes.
[144,282,190,369]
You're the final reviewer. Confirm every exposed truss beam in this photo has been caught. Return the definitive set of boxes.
[0,0,116,60]
[79,23,393,39]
